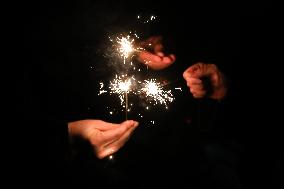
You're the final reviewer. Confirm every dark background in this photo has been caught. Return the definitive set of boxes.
[17,1,281,188]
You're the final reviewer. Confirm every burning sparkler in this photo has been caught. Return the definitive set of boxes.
[109,74,137,120]
[117,36,134,63]
[109,33,144,65]
[139,79,174,109]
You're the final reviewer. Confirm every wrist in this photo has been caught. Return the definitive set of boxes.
[211,86,227,101]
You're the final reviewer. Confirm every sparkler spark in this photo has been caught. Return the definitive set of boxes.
[109,74,136,103]
[113,34,144,65]
[117,36,135,61]
[137,14,157,23]
[98,82,107,95]
[140,79,174,109]
[109,74,137,119]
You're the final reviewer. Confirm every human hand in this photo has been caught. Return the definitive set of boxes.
[183,63,227,100]
[137,36,176,70]
[68,120,139,159]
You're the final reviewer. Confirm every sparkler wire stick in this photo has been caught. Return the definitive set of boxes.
[125,92,128,120]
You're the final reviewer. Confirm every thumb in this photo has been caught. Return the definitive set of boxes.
[183,62,204,79]
[201,64,219,78]
[120,120,139,128]
[103,120,137,141]
[184,63,217,79]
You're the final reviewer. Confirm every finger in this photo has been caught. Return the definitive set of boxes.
[92,120,120,131]
[97,122,139,159]
[201,64,218,77]
[188,63,218,78]
[156,52,164,57]
[192,93,206,99]
[185,77,202,85]
[145,55,175,70]
[190,89,206,97]
[102,120,136,147]
[190,83,205,92]
[190,84,205,91]
[162,55,176,64]
[148,61,172,70]
[183,62,203,74]
[103,121,139,153]
[169,54,176,62]
[183,62,205,78]
[112,121,138,148]
[96,148,116,159]
[138,51,175,70]
[138,51,162,63]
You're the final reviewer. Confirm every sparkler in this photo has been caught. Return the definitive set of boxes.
[109,74,136,120]
[117,36,135,64]
[139,79,174,109]
[111,33,144,65]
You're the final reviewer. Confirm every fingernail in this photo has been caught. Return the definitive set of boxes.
[133,121,139,127]
[156,52,164,57]
[154,56,161,61]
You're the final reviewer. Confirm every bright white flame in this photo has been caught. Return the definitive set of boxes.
[117,36,134,59]
[98,82,107,95]
[110,75,133,94]
[109,33,144,65]
[137,15,157,23]
[146,82,159,95]
[140,79,174,108]
[108,75,136,106]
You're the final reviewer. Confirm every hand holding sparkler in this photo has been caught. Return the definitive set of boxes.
[137,36,176,70]
[183,63,227,100]
[68,119,139,159]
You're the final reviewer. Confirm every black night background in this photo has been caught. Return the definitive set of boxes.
[12,1,282,188]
